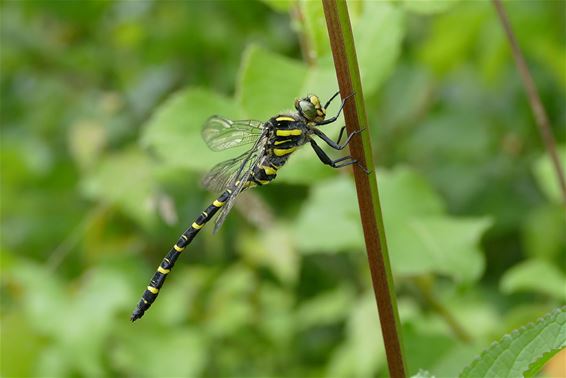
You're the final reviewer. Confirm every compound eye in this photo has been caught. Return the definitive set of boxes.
[298,100,317,120]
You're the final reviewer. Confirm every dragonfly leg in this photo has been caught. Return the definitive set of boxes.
[313,127,364,150]
[323,91,340,110]
[310,138,371,174]
[310,138,355,167]
[317,92,355,126]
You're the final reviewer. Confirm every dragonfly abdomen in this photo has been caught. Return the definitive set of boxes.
[130,188,233,322]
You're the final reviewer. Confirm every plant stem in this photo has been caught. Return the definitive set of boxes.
[291,3,315,66]
[492,0,566,205]
[322,1,406,377]
[414,276,473,343]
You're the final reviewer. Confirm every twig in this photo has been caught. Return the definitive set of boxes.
[492,0,566,204]
[322,1,406,377]
[46,204,108,272]
[414,276,473,343]
[291,3,316,66]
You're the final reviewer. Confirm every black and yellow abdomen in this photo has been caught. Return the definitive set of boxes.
[130,188,232,321]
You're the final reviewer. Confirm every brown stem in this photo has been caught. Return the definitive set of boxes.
[492,0,566,204]
[322,1,406,377]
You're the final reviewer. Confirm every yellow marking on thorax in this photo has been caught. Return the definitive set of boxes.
[274,147,297,156]
[276,116,295,122]
[213,199,225,207]
[158,266,170,274]
[147,286,159,294]
[276,129,302,137]
[274,139,291,145]
[174,244,184,252]
[192,222,203,229]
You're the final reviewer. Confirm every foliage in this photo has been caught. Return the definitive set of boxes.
[460,307,566,378]
[1,0,565,377]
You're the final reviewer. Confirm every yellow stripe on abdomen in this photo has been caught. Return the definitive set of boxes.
[262,165,277,175]
[147,286,159,294]
[213,199,225,207]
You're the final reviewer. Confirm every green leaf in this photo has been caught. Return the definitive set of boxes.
[81,148,157,227]
[532,146,566,203]
[378,166,445,221]
[298,0,331,60]
[379,167,489,282]
[0,314,42,378]
[68,119,107,171]
[14,262,69,337]
[257,284,295,344]
[237,225,300,285]
[522,204,566,260]
[401,0,462,15]
[411,370,436,378]
[237,45,308,120]
[293,175,364,253]
[204,264,256,337]
[54,267,133,377]
[403,323,454,375]
[354,2,405,95]
[500,259,566,301]
[523,347,563,378]
[294,167,490,282]
[326,294,386,377]
[460,307,566,378]
[295,286,356,330]
[418,4,487,74]
[260,0,294,12]
[142,87,246,171]
[387,216,489,282]
[113,327,207,378]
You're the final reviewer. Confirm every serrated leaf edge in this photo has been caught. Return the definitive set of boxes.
[523,346,566,378]
[459,306,566,377]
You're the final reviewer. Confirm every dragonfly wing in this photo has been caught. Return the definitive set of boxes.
[202,116,264,151]
[201,150,250,193]
[212,130,269,233]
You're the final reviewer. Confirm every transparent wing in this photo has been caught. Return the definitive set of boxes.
[201,150,251,193]
[213,134,269,233]
[202,116,265,152]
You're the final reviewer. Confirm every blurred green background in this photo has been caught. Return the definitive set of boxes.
[1,0,565,377]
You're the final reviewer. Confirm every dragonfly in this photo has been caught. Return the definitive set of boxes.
[131,91,363,321]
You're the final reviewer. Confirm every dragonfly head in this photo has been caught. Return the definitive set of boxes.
[295,94,326,123]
